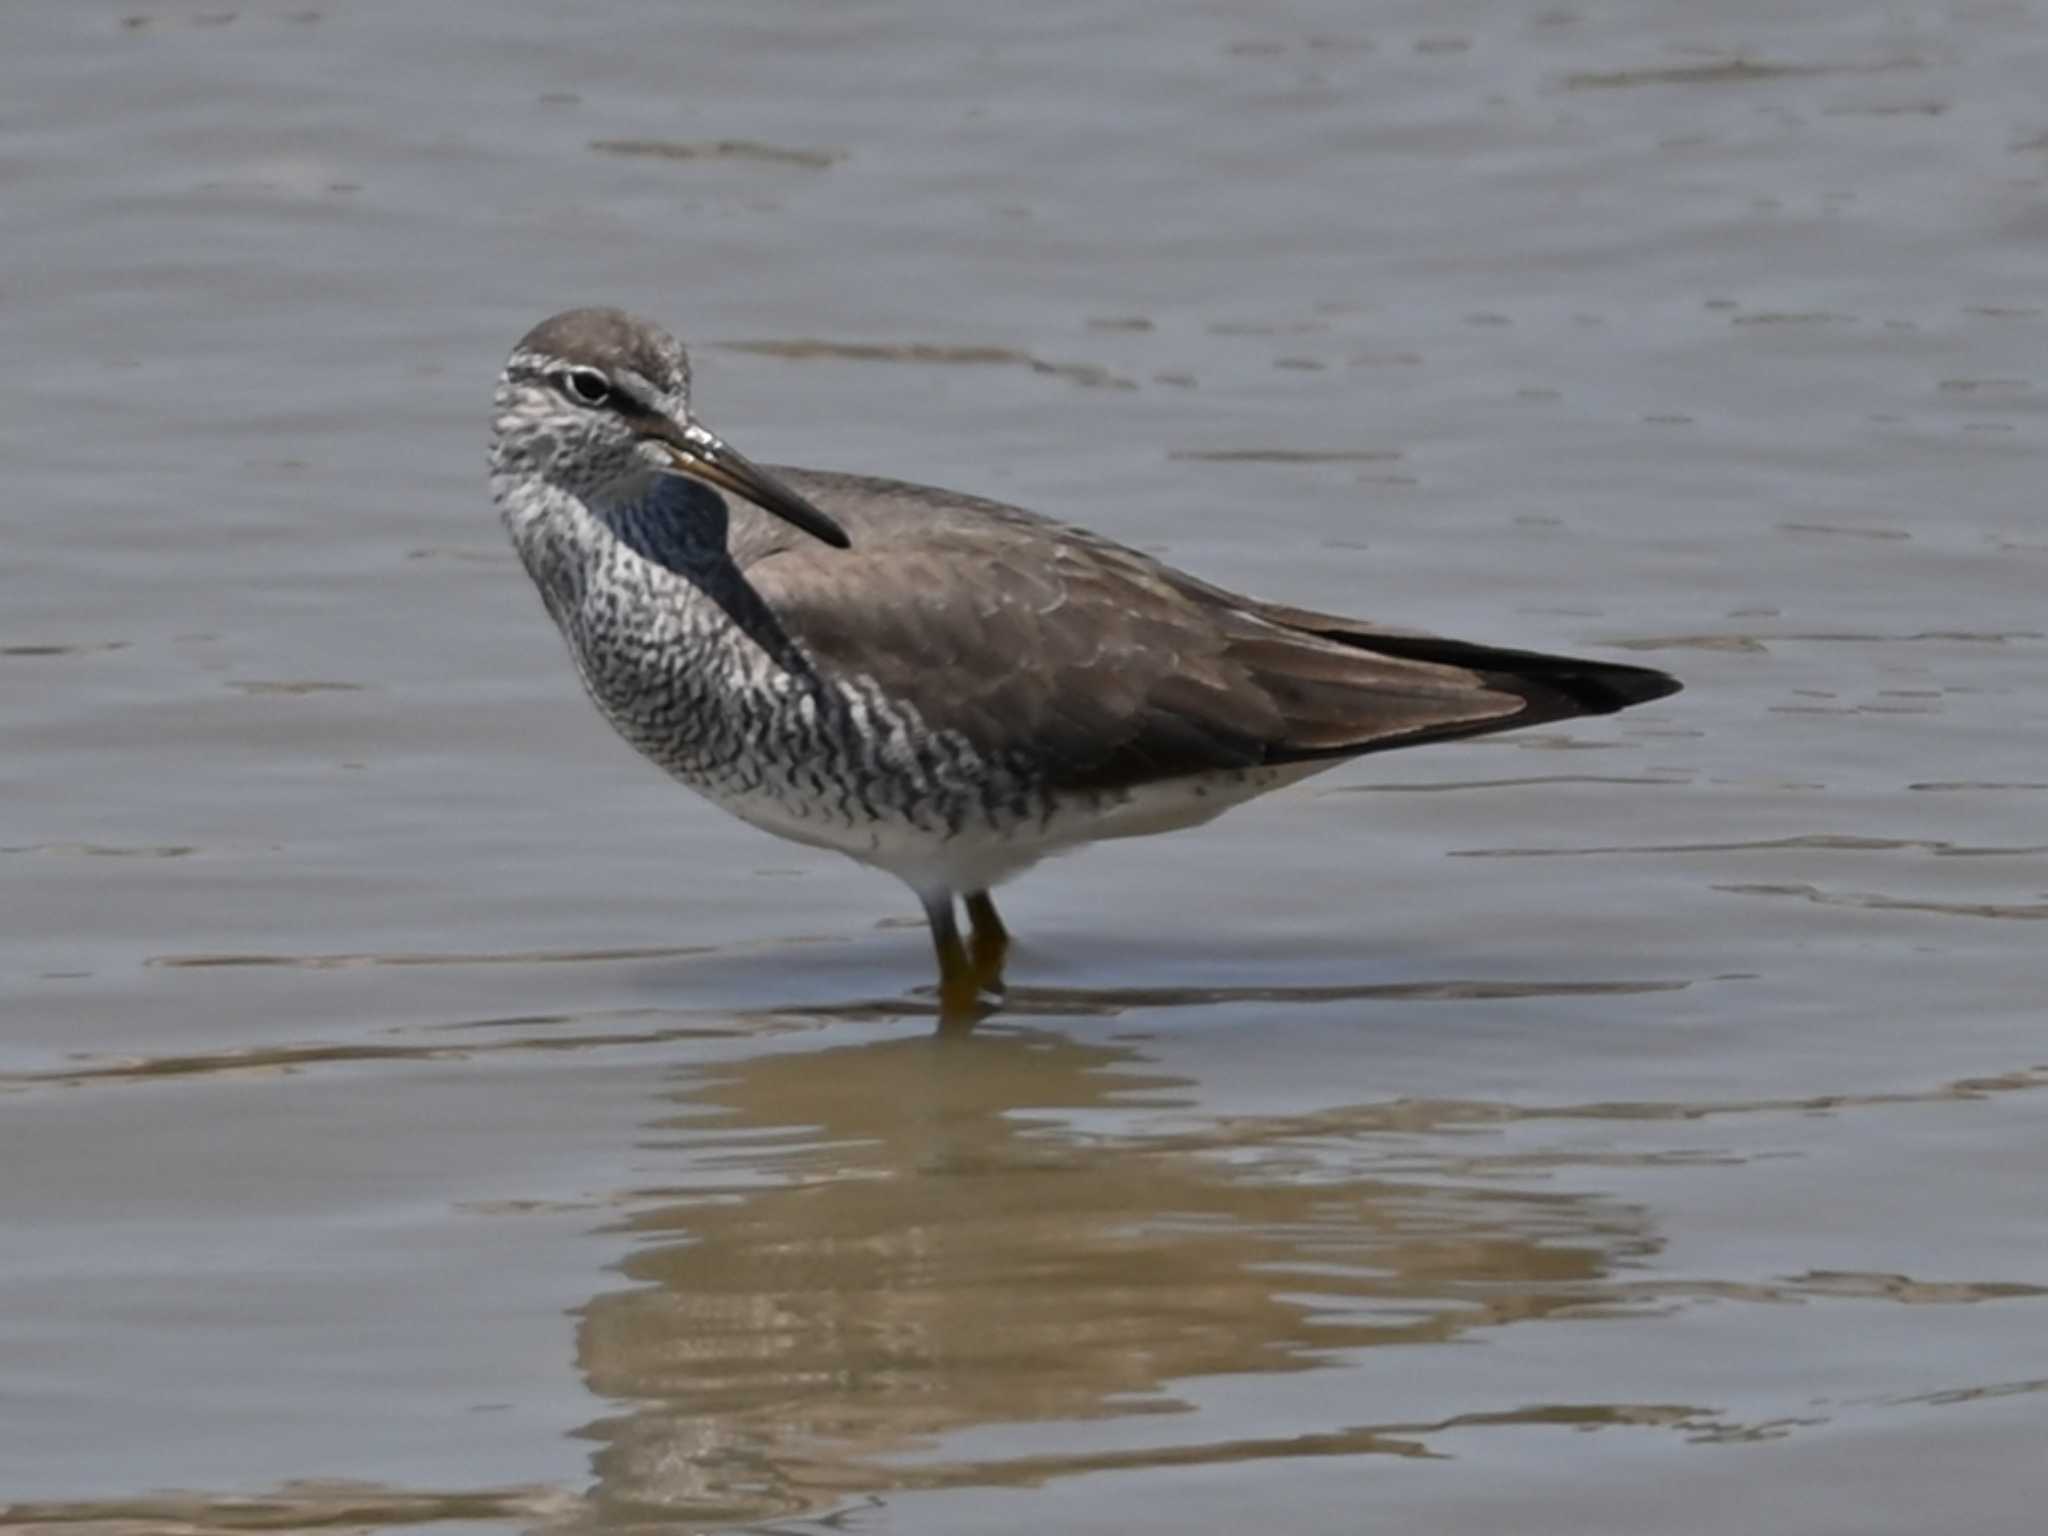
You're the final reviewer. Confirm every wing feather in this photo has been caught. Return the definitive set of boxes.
[735,468,1678,792]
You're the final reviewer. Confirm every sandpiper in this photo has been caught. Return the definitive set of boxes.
[488,307,1680,1028]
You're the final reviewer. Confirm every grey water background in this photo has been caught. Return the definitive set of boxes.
[4,0,2046,1530]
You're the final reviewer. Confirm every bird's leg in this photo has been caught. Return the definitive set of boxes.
[964,890,1010,993]
[921,890,985,1031]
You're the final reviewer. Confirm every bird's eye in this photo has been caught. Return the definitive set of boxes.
[562,369,612,406]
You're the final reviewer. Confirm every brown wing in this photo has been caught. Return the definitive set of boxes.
[742,471,1679,794]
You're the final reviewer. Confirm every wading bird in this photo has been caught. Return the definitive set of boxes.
[489,308,1680,1028]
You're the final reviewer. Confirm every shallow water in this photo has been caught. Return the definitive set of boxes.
[4,1,2046,1531]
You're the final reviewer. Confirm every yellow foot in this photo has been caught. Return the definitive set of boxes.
[926,890,995,1034]
[936,967,988,1034]
[964,891,1010,995]
[968,933,1008,995]
[925,888,1011,1036]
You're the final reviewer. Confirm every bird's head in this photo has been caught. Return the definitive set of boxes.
[489,306,849,549]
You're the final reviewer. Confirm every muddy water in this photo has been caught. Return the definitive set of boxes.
[4,1,2046,1531]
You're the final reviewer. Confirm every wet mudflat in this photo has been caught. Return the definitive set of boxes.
[3,2,2045,1531]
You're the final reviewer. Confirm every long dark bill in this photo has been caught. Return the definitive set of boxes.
[652,420,851,549]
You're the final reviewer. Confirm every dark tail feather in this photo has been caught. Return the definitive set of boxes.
[1236,597,1682,721]
[1191,594,1684,764]
[1321,630,1680,729]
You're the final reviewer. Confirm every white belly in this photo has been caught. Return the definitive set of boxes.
[702,760,1337,897]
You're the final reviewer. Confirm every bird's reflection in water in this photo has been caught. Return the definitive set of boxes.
[573,1024,1658,1528]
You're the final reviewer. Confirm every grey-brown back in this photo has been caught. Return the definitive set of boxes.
[711,466,1682,796]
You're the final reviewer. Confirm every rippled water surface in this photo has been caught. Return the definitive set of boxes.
[5,1,2046,1531]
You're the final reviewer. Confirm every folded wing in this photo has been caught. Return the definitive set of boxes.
[741,476,1679,795]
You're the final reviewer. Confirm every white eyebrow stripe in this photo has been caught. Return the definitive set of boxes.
[610,367,663,410]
